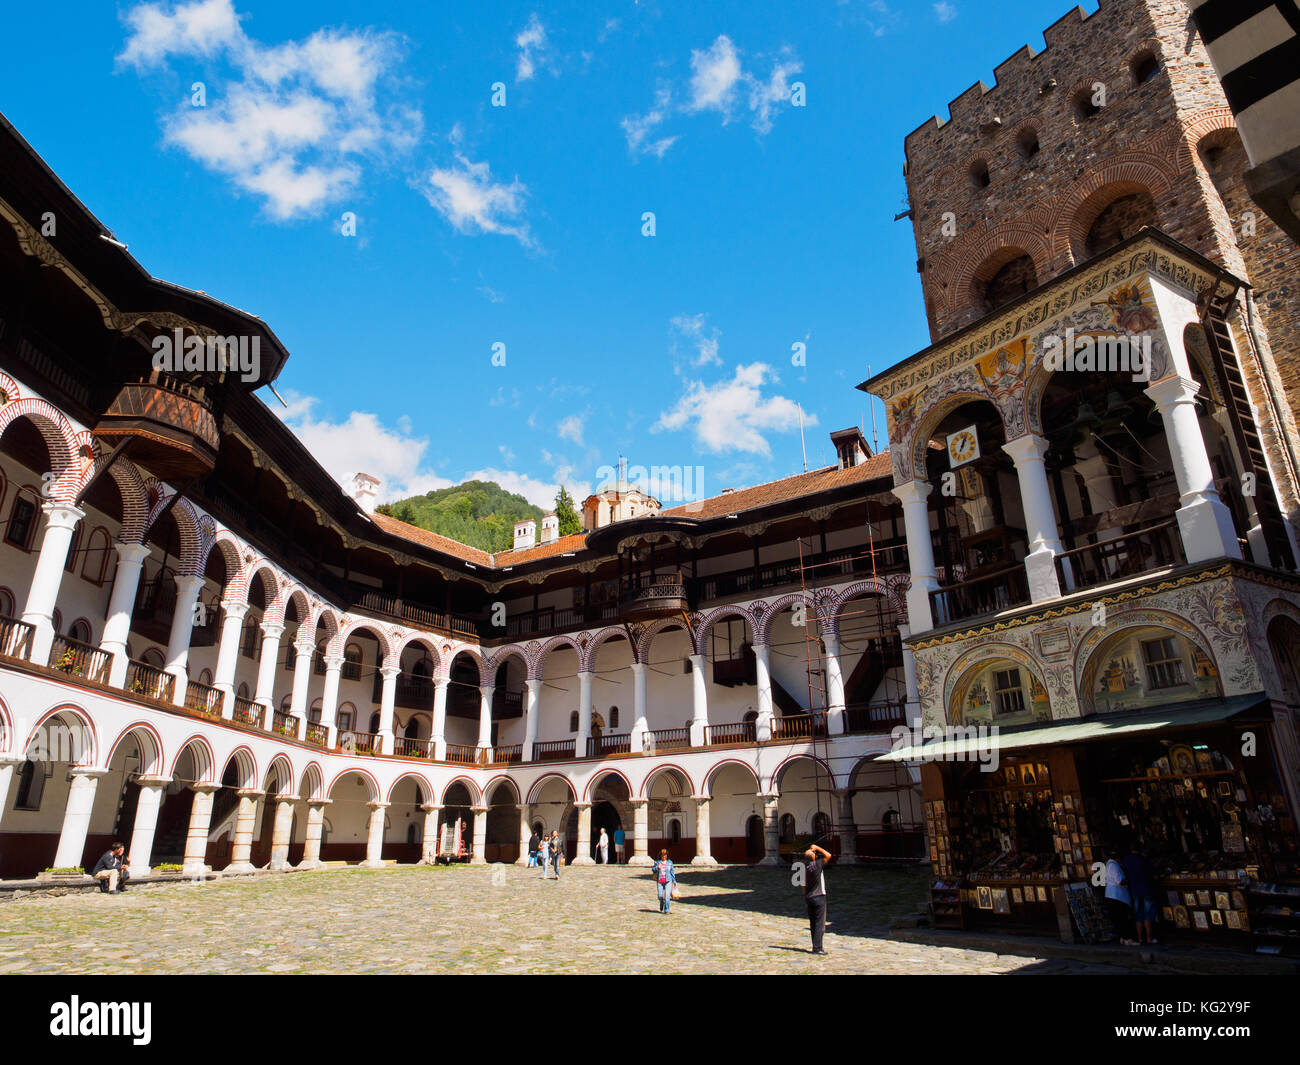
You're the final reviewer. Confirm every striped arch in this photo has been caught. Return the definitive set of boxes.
[443,645,485,685]
[693,604,758,657]
[1176,106,1237,175]
[641,762,695,798]
[241,561,283,615]
[439,775,483,806]
[584,766,633,802]
[485,645,529,686]
[1049,158,1175,263]
[263,753,296,797]
[634,617,689,664]
[0,695,12,754]
[24,704,98,766]
[703,758,761,799]
[755,592,818,644]
[97,457,150,543]
[105,721,165,777]
[768,752,837,796]
[580,626,634,672]
[394,632,442,674]
[298,762,324,801]
[484,775,522,806]
[220,746,259,791]
[387,770,435,805]
[903,381,995,482]
[169,497,207,577]
[537,633,583,675]
[205,532,248,602]
[170,734,216,784]
[273,585,313,637]
[0,396,81,501]
[0,373,18,404]
[830,579,900,632]
[325,766,381,804]
[526,772,576,805]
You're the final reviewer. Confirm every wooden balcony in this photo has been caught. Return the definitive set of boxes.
[95,375,221,482]
[304,722,329,747]
[445,743,478,765]
[486,744,522,765]
[770,713,827,741]
[1055,519,1185,592]
[618,579,689,622]
[645,727,691,753]
[705,721,756,746]
[49,635,111,684]
[336,730,380,755]
[394,736,433,760]
[271,711,299,739]
[0,616,34,661]
[929,563,1030,627]
[843,700,909,734]
[232,697,263,729]
[586,733,631,757]
[126,658,175,702]
[533,739,576,762]
[183,679,223,718]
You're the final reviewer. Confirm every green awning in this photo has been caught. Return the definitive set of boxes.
[875,692,1270,763]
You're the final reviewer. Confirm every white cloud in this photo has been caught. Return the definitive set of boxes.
[933,2,958,23]
[557,413,586,445]
[423,154,534,247]
[514,13,553,82]
[622,35,802,155]
[669,313,721,368]
[465,467,591,511]
[652,363,812,457]
[119,0,418,219]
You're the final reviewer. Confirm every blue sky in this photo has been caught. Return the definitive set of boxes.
[1,0,1093,509]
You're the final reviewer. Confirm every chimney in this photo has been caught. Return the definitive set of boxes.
[347,472,381,515]
[540,513,559,544]
[514,519,537,551]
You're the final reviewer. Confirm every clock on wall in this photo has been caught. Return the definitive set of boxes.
[946,424,981,467]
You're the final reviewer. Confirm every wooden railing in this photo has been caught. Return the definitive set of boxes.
[49,635,111,684]
[770,713,827,741]
[337,730,380,755]
[183,679,223,717]
[533,739,575,762]
[929,563,1030,626]
[705,721,757,746]
[271,711,299,739]
[1054,520,1185,592]
[843,700,909,734]
[0,615,34,660]
[645,727,691,753]
[394,736,433,759]
[487,744,522,765]
[232,697,264,729]
[125,659,175,702]
[304,722,329,747]
[586,733,631,757]
[445,743,478,765]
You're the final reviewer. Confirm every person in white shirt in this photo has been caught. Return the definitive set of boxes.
[597,828,609,864]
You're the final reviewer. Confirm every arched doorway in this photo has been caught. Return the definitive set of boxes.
[745,815,764,860]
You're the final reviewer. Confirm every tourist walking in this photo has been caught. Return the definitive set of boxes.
[538,832,552,878]
[92,842,129,894]
[597,827,609,864]
[1104,847,1137,945]
[614,826,626,864]
[1122,841,1158,945]
[527,828,541,868]
[652,849,678,914]
[802,842,831,954]
[549,830,562,878]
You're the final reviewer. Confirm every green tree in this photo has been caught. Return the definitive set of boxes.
[554,486,582,536]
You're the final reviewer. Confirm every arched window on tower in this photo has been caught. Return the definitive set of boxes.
[980,254,1037,312]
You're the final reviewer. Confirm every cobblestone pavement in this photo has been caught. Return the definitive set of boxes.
[0,863,1146,974]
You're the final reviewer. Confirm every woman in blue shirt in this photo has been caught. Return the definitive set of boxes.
[653,849,678,914]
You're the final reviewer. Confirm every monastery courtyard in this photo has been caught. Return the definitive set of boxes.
[0,864,1147,974]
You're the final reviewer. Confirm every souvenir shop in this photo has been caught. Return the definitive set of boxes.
[907,696,1300,953]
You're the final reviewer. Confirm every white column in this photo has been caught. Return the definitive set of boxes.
[163,574,206,704]
[894,480,938,633]
[1003,434,1066,602]
[320,654,344,746]
[52,766,104,869]
[753,642,773,742]
[572,801,594,865]
[630,662,649,751]
[125,776,170,877]
[225,789,262,873]
[470,805,489,865]
[100,542,150,687]
[476,683,494,751]
[1146,375,1243,563]
[213,602,250,718]
[691,795,717,866]
[516,803,533,865]
[522,677,541,762]
[629,798,651,866]
[182,784,219,877]
[759,792,780,866]
[269,798,296,871]
[21,502,83,665]
[576,671,594,748]
[821,632,847,735]
[689,653,708,746]
[431,676,449,761]
[419,803,442,864]
[361,802,389,868]
[835,789,858,862]
[378,665,400,755]
[299,799,330,870]
[252,621,284,712]
[288,637,314,720]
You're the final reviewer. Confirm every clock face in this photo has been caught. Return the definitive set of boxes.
[949,430,978,464]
